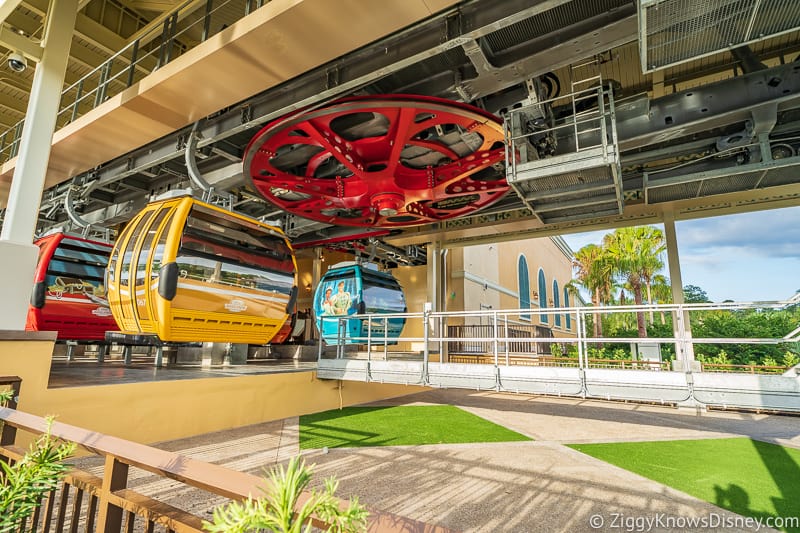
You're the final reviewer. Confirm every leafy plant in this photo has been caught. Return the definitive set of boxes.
[0,417,76,533]
[0,390,13,405]
[783,351,800,368]
[204,455,368,533]
[550,343,563,358]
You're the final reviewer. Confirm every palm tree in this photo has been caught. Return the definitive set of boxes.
[571,243,614,340]
[650,274,672,325]
[638,228,666,324]
[603,226,666,337]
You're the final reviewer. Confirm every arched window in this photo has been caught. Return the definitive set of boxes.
[553,279,561,327]
[563,287,572,330]
[538,268,548,323]
[518,255,530,320]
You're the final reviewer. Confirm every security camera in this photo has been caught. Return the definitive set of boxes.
[8,52,27,73]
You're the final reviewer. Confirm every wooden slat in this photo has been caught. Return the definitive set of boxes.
[40,489,57,533]
[106,490,204,532]
[85,494,98,533]
[54,483,70,532]
[68,486,83,533]
[125,510,135,533]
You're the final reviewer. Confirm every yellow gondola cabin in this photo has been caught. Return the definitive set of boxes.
[106,193,298,344]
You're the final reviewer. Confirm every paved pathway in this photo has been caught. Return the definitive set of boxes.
[76,389,800,531]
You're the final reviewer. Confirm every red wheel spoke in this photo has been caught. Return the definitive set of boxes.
[299,121,365,176]
[385,107,416,176]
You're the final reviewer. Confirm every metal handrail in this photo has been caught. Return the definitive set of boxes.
[319,299,800,372]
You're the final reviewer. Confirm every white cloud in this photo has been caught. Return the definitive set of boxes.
[676,207,800,260]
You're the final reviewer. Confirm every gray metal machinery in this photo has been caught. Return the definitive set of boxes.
[494,0,800,234]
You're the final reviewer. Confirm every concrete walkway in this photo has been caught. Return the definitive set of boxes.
[77,389,800,531]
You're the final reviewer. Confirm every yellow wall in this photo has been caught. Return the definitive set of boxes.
[295,250,359,313]
[1,338,427,446]
[392,264,427,346]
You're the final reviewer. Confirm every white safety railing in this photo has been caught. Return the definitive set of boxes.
[317,299,800,373]
[317,299,800,411]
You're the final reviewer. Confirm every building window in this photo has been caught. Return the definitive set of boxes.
[564,287,572,330]
[518,255,530,319]
[553,279,561,327]
[538,268,548,323]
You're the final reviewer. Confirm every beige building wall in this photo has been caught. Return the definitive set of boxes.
[449,236,576,338]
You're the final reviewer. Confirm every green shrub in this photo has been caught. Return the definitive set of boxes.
[783,351,800,368]
[761,356,778,368]
[0,418,75,532]
[550,343,563,358]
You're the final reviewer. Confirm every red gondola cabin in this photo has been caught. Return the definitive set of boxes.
[26,233,117,341]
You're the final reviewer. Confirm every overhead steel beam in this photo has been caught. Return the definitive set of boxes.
[460,11,637,100]
[0,26,42,62]
[22,0,154,75]
[0,0,25,26]
[123,0,206,46]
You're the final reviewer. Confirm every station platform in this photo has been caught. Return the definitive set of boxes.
[47,359,318,388]
[73,388,800,532]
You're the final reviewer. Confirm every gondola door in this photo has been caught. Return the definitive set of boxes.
[109,209,154,334]
[131,208,173,335]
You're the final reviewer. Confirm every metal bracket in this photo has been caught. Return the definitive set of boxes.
[240,104,253,125]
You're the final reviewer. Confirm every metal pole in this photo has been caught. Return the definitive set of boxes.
[0,0,79,330]
[166,12,178,64]
[71,79,83,122]
[337,318,344,359]
[127,40,139,87]
[11,122,22,158]
[493,310,499,366]
[438,314,443,359]
[97,60,112,106]
[577,307,585,369]
[504,313,509,365]
[663,211,695,368]
[422,308,430,384]
[367,315,372,358]
[317,322,323,361]
[201,0,213,41]
[156,18,170,69]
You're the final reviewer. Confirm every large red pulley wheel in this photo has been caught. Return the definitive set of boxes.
[243,95,509,227]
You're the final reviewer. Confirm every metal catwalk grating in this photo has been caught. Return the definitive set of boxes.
[511,167,614,196]
[639,0,800,72]
[483,0,632,53]
[645,155,800,203]
[760,164,800,187]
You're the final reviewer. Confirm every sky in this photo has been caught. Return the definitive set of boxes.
[560,206,800,303]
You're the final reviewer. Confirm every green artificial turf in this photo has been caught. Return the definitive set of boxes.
[569,438,800,531]
[299,405,530,449]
